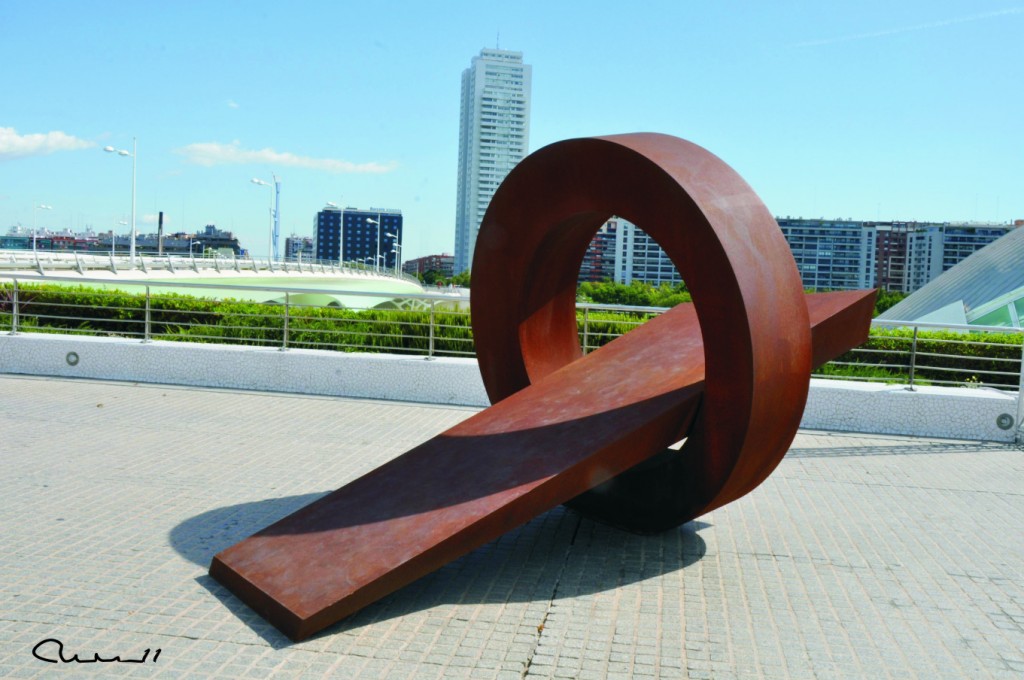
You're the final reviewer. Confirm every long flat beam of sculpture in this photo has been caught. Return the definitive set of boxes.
[210,133,877,641]
[211,303,705,641]
[210,290,873,641]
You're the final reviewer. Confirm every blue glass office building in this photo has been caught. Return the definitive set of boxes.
[315,206,403,270]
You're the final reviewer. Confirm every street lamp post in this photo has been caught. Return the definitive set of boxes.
[252,176,279,262]
[32,204,52,254]
[385,231,401,276]
[189,240,202,258]
[367,214,383,272]
[103,138,137,267]
[251,178,273,262]
[391,246,402,276]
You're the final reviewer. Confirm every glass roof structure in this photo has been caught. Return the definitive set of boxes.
[878,225,1024,328]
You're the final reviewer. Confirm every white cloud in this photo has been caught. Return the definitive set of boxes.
[0,127,94,160]
[175,141,397,174]
[141,213,170,225]
[227,100,240,109]
[793,7,1024,47]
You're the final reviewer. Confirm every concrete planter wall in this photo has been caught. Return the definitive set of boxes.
[1,333,1019,443]
[0,333,489,408]
[801,378,1018,443]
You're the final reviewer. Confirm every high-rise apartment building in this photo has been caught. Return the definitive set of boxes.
[284,234,314,261]
[614,218,684,287]
[780,218,1015,293]
[454,48,532,274]
[777,218,877,291]
[874,222,943,292]
[941,222,1015,272]
[578,221,619,283]
[314,206,403,271]
[576,217,682,287]
[403,253,455,279]
[576,217,1017,295]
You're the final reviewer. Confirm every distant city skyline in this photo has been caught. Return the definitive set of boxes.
[1,1,1020,261]
[576,215,1017,294]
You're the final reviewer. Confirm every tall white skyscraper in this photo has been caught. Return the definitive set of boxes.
[454,48,532,274]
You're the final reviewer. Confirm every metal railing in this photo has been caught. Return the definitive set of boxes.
[0,274,471,357]
[578,302,662,354]
[0,249,420,285]
[1,274,1021,393]
[824,318,1023,392]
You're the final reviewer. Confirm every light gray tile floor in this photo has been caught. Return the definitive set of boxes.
[0,374,1021,678]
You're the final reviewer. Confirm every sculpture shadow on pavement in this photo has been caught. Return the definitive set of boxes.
[177,495,708,646]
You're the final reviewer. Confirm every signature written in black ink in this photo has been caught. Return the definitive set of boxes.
[32,638,162,664]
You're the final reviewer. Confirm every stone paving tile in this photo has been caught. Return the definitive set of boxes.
[0,375,1021,678]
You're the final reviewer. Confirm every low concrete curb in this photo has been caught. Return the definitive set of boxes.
[1,332,1019,442]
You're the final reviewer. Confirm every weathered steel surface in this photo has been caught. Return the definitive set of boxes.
[210,133,876,640]
[211,303,707,641]
[473,133,864,526]
[565,290,876,532]
[210,291,871,640]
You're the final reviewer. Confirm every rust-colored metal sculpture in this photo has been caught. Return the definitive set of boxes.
[210,133,876,641]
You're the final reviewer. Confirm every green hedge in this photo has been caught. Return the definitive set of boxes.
[1,283,1020,386]
[0,283,475,357]
[823,326,1022,387]
[160,306,475,355]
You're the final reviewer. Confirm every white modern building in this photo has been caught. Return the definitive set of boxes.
[453,48,532,274]
[941,222,1018,272]
[578,216,1019,293]
[587,216,877,290]
[778,218,877,291]
[613,218,684,286]
[574,216,684,287]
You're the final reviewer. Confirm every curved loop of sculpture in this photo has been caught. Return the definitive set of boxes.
[472,133,812,528]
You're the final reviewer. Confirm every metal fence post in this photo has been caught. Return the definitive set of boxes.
[143,285,152,343]
[10,279,19,335]
[281,291,290,351]
[428,299,436,358]
[1016,338,1024,445]
[582,306,591,354]
[906,326,919,391]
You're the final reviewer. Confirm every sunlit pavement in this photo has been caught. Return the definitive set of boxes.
[1,374,1021,679]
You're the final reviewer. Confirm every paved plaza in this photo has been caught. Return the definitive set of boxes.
[1,374,1022,678]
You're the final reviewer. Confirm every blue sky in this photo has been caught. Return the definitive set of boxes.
[1,1,1021,259]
